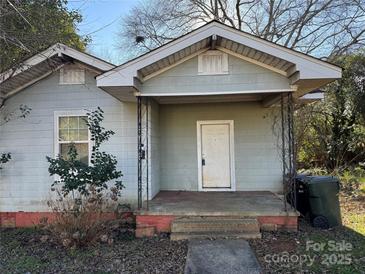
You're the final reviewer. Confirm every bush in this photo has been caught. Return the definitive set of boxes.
[300,166,365,197]
[46,108,127,247]
[0,153,11,169]
[45,187,133,248]
[339,167,365,197]
[295,53,365,171]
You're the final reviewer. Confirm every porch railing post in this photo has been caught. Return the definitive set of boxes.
[287,93,297,210]
[280,93,287,211]
[145,97,149,210]
[137,96,142,210]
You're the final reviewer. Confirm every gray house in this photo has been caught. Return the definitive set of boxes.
[0,21,341,236]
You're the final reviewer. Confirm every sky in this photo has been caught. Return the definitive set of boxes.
[67,0,137,65]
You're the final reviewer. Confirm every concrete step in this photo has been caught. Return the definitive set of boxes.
[171,231,262,241]
[171,216,260,233]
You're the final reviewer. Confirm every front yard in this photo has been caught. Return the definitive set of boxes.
[0,230,187,274]
[1,191,364,274]
[251,191,365,273]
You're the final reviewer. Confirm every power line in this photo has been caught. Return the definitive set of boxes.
[82,16,121,36]
[6,0,33,28]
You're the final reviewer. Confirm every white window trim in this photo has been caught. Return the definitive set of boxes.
[54,110,92,165]
[198,50,229,75]
[59,67,85,85]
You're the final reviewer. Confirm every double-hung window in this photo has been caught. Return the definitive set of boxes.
[55,111,90,165]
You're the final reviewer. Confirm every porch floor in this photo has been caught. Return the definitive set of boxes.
[138,191,298,217]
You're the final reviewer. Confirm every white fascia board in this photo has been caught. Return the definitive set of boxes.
[0,45,58,82]
[300,92,324,100]
[138,88,295,97]
[211,24,342,79]
[0,43,115,84]
[58,44,115,71]
[97,26,217,87]
[97,22,342,88]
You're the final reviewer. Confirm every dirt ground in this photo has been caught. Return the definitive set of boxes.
[0,230,188,274]
[250,193,365,273]
[1,193,363,274]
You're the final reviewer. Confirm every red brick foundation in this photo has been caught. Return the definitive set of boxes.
[0,212,126,228]
[0,212,57,228]
[2,212,298,234]
[257,216,298,231]
[135,215,176,237]
[135,225,156,238]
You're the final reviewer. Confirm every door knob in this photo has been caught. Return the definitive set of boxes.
[202,159,206,166]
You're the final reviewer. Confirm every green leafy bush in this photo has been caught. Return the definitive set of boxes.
[0,153,11,169]
[300,166,365,197]
[47,107,123,197]
[46,107,126,247]
[296,53,365,171]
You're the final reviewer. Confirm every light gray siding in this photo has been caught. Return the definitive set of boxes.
[141,54,290,95]
[159,102,283,192]
[1,58,287,213]
[0,65,138,212]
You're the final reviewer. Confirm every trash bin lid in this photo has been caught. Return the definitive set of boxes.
[295,174,309,182]
[302,175,339,184]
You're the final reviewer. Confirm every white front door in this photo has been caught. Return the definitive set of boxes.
[197,120,235,191]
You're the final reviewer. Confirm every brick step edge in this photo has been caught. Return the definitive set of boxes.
[173,217,258,223]
[170,232,262,241]
[171,223,260,233]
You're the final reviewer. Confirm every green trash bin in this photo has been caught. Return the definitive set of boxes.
[303,176,342,228]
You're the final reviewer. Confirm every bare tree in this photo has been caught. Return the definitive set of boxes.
[118,0,365,60]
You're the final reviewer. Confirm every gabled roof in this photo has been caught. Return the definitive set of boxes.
[96,20,341,99]
[0,43,115,101]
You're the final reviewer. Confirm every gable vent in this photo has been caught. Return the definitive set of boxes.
[59,67,85,84]
[198,50,228,75]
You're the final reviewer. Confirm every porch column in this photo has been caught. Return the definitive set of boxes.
[280,92,297,211]
[137,96,150,210]
[137,96,143,209]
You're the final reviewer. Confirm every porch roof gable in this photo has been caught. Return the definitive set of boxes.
[96,21,341,98]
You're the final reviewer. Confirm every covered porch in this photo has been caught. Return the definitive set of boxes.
[95,21,341,236]
[136,95,297,206]
[136,191,299,235]
[133,95,300,236]
[140,191,296,217]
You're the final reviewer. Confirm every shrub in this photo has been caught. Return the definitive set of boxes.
[46,187,133,247]
[46,107,128,247]
[300,166,365,197]
[0,153,11,169]
[339,167,365,197]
